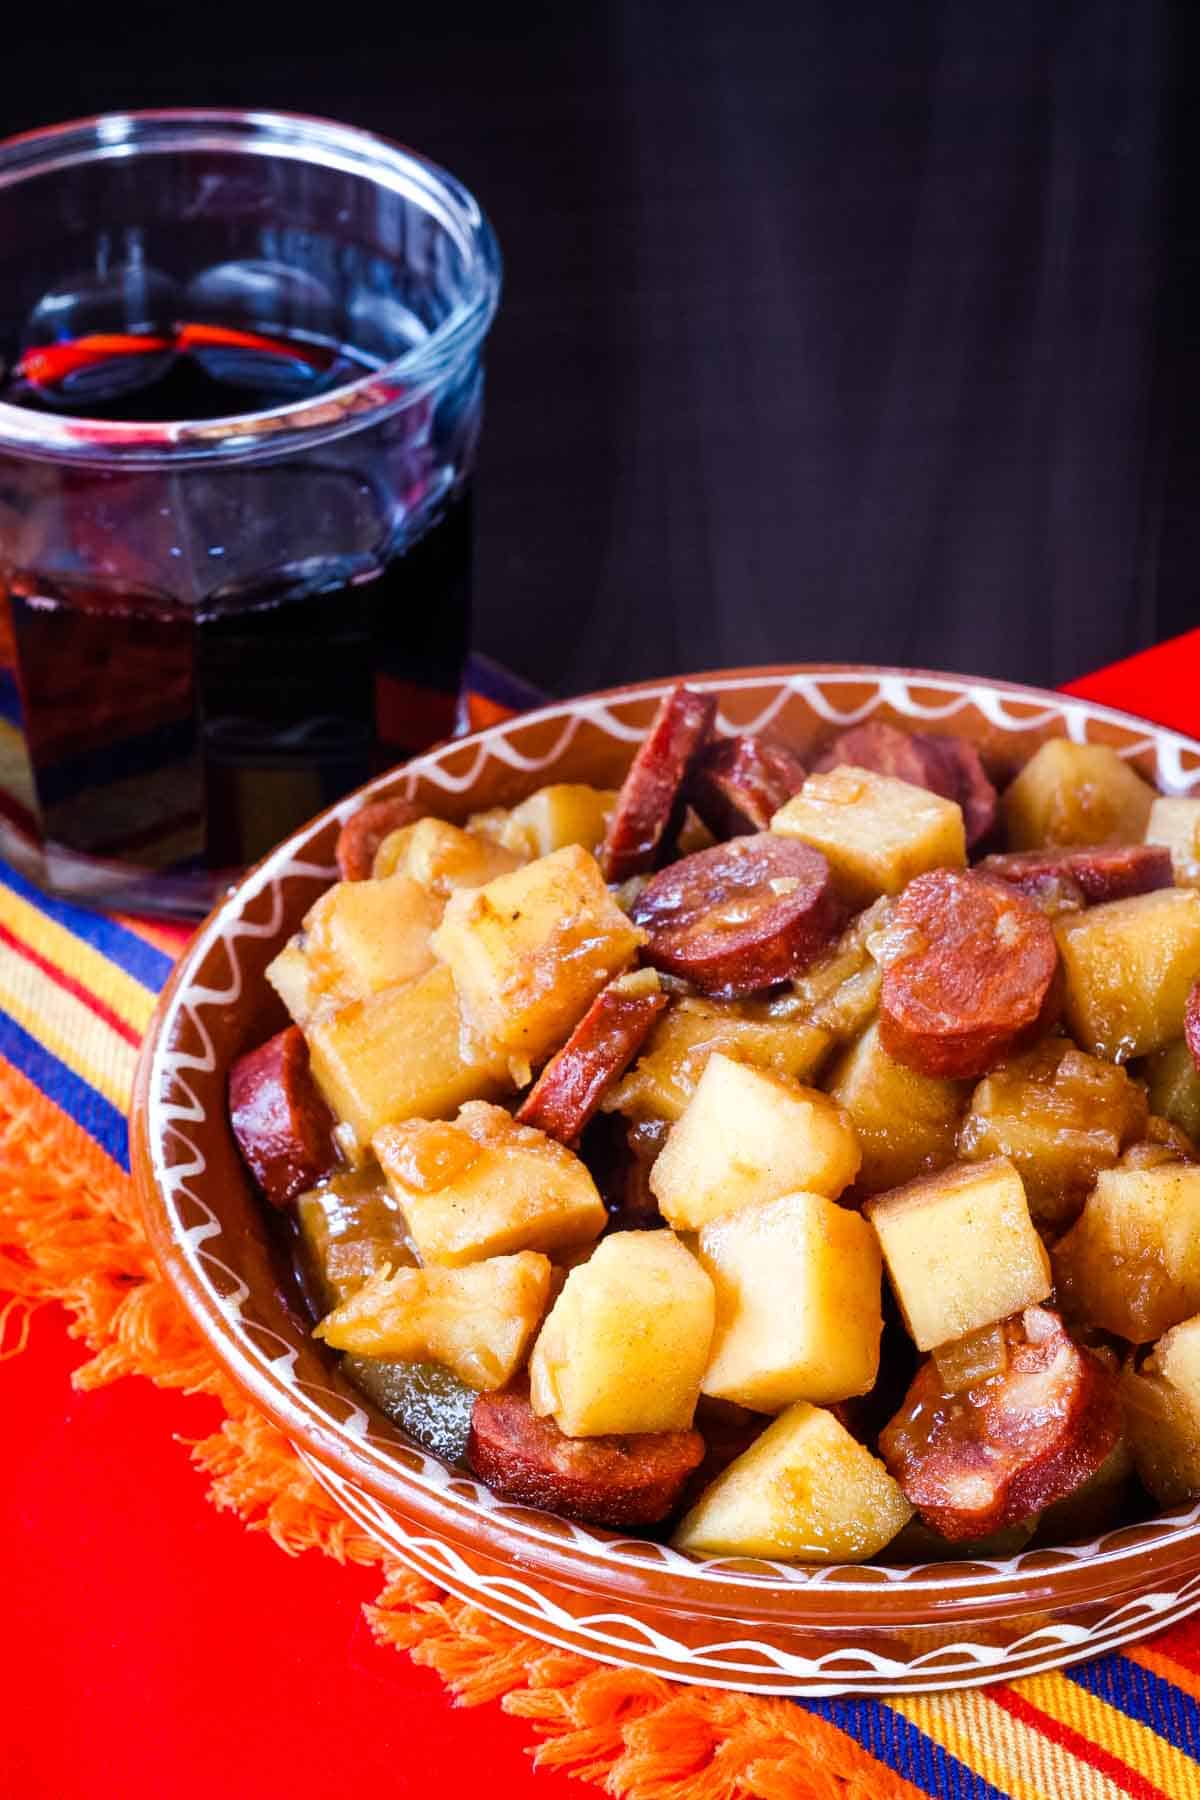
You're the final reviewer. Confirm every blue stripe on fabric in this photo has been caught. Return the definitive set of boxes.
[0,860,173,994]
[1066,1655,1200,1763]
[0,1012,128,1168]
[800,1698,1013,1800]
[0,667,24,727]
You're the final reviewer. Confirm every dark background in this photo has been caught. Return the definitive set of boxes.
[6,0,1197,696]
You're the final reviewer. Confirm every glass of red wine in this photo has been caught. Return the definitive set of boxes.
[0,111,500,914]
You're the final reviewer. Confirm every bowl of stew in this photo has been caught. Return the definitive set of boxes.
[131,664,1200,1695]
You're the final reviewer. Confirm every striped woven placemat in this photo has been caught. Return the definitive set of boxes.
[3,650,1200,1800]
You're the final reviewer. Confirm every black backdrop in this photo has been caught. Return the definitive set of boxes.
[6,0,1197,697]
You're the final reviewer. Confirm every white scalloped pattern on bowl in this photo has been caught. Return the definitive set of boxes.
[143,668,1200,1693]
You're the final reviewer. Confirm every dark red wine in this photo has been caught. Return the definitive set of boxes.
[0,322,474,909]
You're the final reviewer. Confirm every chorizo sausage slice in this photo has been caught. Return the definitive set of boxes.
[600,685,717,881]
[335,795,423,881]
[879,1307,1121,1540]
[1185,979,1200,1076]
[879,869,1059,1079]
[687,735,807,838]
[978,844,1173,906]
[630,835,842,998]
[229,1025,336,1208]
[467,1380,704,1527]
[916,735,999,848]
[814,722,998,848]
[515,977,669,1143]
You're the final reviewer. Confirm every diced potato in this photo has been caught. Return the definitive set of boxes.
[771,766,965,906]
[672,1401,912,1562]
[528,1230,715,1436]
[1056,888,1200,1060]
[649,1053,861,1231]
[1146,795,1200,887]
[697,1191,882,1410]
[957,1039,1149,1229]
[469,784,617,861]
[296,1168,413,1305]
[373,816,522,890]
[1146,1040,1200,1141]
[1002,739,1155,851]
[266,937,324,1027]
[374,1101,607,1267]
[864,1157,1051,1351]
[1053,1165,1200,1343]
[302,874,441,1001]
[307,964,509,1143]
[316,1251,551,1391]
[1120,1315,1200,1505]
[432,845,644,1068]
[604,996,830,1125]
[828,1020,967,1195]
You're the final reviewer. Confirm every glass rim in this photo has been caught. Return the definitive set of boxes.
[0,109,502,467]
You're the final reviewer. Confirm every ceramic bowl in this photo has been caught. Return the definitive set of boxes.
[132,665,1200,1695]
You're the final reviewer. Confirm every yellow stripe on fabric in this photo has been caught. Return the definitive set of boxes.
[0,941,136,1113]
[1014,1671,1198,1799]
[893,1690,1123,1800]
[0,881,156,1034]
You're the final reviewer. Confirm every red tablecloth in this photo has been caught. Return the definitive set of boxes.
[5,634,1199,1800]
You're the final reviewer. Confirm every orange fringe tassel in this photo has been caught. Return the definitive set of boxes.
[0,1057,920,1800]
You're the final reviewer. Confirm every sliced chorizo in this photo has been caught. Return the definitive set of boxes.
[879,1307,1121,1540]
[815,721,998,848]
[630,834,842,998]
[917,735,999,848]
[229,1025,336,1208]
[467,1380,705,1527]
[879,869,1059,1079]
[600,685,717,881]
[978,844,1173,906]
[1185,979,1200,1076]
[515,977,669,1143]
[334,795,423,881]
[687,735,807,838]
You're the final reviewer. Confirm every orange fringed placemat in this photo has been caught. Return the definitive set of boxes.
[6,641,1200,1799]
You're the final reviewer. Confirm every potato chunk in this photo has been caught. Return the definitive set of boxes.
[469,784,617,861]
[672,1402,912,1562]
[304,874,441,998]
[697,1191,882,1410]
[266,938,324,1028]
[828,1020,967,1194]
[528,1230,715,1436]
[864,1157,1051,1351]
[307,964,509,1144]
[1053,1165,1200,1342]
[1146,795,1200,888]
[1146,1040,1200,1141]
[771,765,965,906]
[315,1251,552,1391]
[603,996,830,1124]
[374,1101,606,1267]
[1121,1316,1200,1504]
[432,845,643,1069]
[372,816,522,890]
[1002,739,1155,851]
[648,1052,861,1230]
[957,1038,1149,1229]
[1056,888,1200,1060]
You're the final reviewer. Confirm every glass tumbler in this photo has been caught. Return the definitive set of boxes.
[0,111,501,915]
